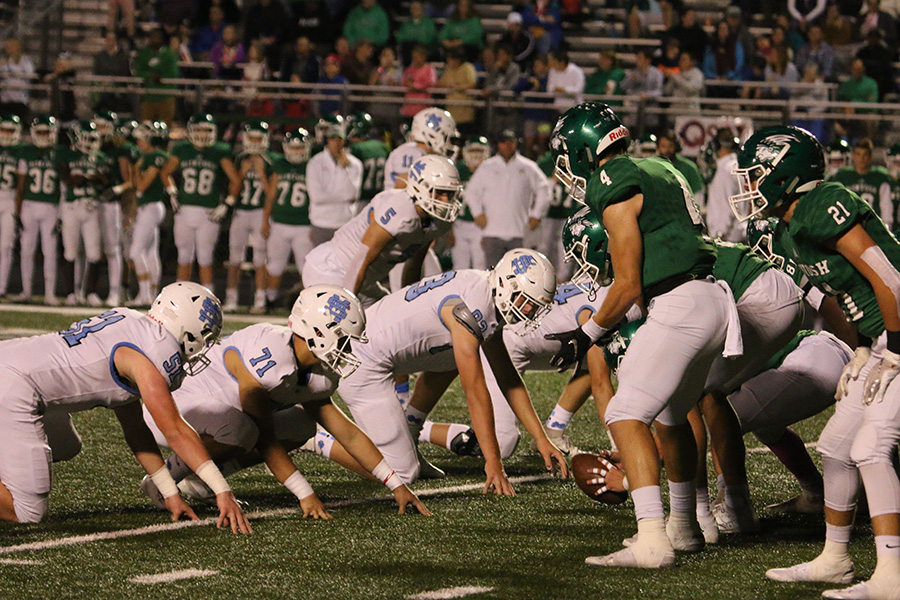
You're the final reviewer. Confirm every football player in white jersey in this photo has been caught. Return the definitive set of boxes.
[302,154,462,308]
[141,285,432,516]
[336,249,569,492]
[0,282,251,533]
[384,107,458,190]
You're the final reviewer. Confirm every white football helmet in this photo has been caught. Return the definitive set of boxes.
[148,282,223,376]
[406,155,463,222]
[288,285,368,378]
[410,107,459,157]
[491,249,555,335]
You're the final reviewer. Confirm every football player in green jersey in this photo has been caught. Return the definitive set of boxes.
[347,111,390,206]
[887,144,900,237]
[226,120,274,313]
[128,121,170,307]
[825,138,851,177]
[537,148,578,279]
[451,136,488,270]
[160,113,241,292]
[56,120,107,307]
[0,114,22,298]
[730,125,900,600]
[656,130,706,207]
[261,127,314,309]
[828,138,894,231]
[550,102,739,568]
[16,115,62,305]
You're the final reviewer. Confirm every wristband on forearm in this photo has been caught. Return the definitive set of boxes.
[887,331,900,355]
[112,184,125,195]
[283,470,315,500]
[224,195,236,207]
[372,459,404,491]
[149,465,179,498]
[581,318,608,343]
[194,460,231,495]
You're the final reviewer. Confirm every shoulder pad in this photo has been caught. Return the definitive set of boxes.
[451,300,484,343]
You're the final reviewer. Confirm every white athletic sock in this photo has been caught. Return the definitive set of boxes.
[632,485,666,521]
[139,279,151,300]
[716,474,726,498]
[419,421,434,444]
[668,480,696,514]
[825,523,853,545]
[405,405,428,440]
[443,423,471,450]
[312,429,336,459]
[266,288,277,302]
[254,289,265,302]
[873,535,900,579]
[696,487,712,517]
[545,405,574,431]
[225,288,238,304]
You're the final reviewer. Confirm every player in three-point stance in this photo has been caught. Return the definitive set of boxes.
[141,285,431,517]
[549,102,741,568]
[0,282,251,533]
[729,126,900,600]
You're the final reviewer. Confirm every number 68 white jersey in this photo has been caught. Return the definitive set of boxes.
[0,309,183,412]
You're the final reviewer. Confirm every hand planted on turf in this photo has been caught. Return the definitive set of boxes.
[535,438,569,480]
[216,492,254,534]
[836,346,871,399]
[863,349,900,405]
[393,485,433,515]
[587,455,627,496]
[546,327,592,372]
[299,493,332,519]
[164,494,199,522]
[483,461,515,496]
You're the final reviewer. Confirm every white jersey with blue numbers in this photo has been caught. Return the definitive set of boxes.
[0,308,183,412]
[177,323,339,411]
[357,269,499,375]
[384,142,426,190]
[308,189,451,294]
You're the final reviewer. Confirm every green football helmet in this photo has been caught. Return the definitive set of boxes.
[697,138,717,184]
[461,135,490,170]
[630,133,658,158]
[0,114,21,147]
[729,125,825,222]
[825,139,851,176]
[187,113,217,149]
[603,318,646,372]
[886,143,900,179]
[30,115,58,149]
[241,120,270,155]
[562,206,613,293]
[69,119,101,156]
[315,113,344,145]
[345,111,374,140]
[115,119,139,143]
[746,217,786,270]
[283,127,312,164]
[133,120,169,148]
[93,111,118,141]
[550,101,630,204]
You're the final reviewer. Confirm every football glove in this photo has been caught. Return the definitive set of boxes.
[546,327,593,371]
[836,346,872,400]
[209,194,236,223]
[863,349,900,405]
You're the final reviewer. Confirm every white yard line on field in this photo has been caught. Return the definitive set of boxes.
[408,586,495,599]
[128,568,220,584]
[746,442,816,454]
[0,558,43,565]
[0,475,553,556]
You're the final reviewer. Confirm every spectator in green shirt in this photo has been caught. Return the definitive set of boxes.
[836,57,879,140]
[343,0,391,48]
[134,28,179,123]
[397,1,438,63]
[583,49,625,104]
[440,0,483,62]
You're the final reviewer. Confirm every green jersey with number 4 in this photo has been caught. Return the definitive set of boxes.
[172,141,232,208]
[137,150,170,206]
[712,240,771,300]
[236,152,276,210]
[783,181,900,338]
[18,144,61,204]
[57,146,106,202]
[539,151,577,220]
[271,155,310,226]
[585,155,716,292]
[351,139,390,203]
[0,144,22,197]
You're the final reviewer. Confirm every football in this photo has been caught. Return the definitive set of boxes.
[571,452,629,505]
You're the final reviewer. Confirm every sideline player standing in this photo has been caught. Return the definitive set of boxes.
[549,102,739,567]
[729,126,900,600]
[0,114,22,298]
[161,113,241,293]
[0,282,251,533]
[347,111,390,207]
[451,136,488,270]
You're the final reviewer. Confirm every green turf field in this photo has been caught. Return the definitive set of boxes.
[0,308,876,600]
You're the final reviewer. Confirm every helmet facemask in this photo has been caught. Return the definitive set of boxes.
[565,234,612,296]
[554,152,587,205]
[496,282,552,335]
[412,182,462,222]
[492,251,555,335]
[31,125,56,149]
[0,122,20,147]
[94,118,115,142]
[289,286,368,379]
[242,130,269,155]
[188,123,216,148]
[729,162,772,222]
[748,229,786,270]
[462,144,488,169]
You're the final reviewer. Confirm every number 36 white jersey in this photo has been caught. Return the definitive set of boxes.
[177,323,340,411]
[0,309,183,412]
[357,269,499,375]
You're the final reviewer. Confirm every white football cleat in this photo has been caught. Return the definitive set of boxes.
[713,497,760,534]
[177,474,216,505]
[105,291,121,307]
[43,294,60,306]
[666,516,705,553]
[222,300,239,313]
[766,490,825,514]
[139,475,168,510]
[586,538,676,568]
[14,291,30,303]
[698,512,719,544]
[766,555,855,584]
[531,425,582,457]
[822,576,900,600]
[86,293,103,307]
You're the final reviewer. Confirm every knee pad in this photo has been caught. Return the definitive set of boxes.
[822,455,860,512]
[850,422,897,467]
[14,494,48,524]
[858,462,900,518]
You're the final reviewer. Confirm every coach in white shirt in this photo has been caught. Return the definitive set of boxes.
[706,129,743,242]
[306,124,363,245]
[465,129,552,267]
[547,49,585,111]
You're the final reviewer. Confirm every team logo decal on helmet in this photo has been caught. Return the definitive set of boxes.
[289,285,368,378]
[149,282,223,376]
